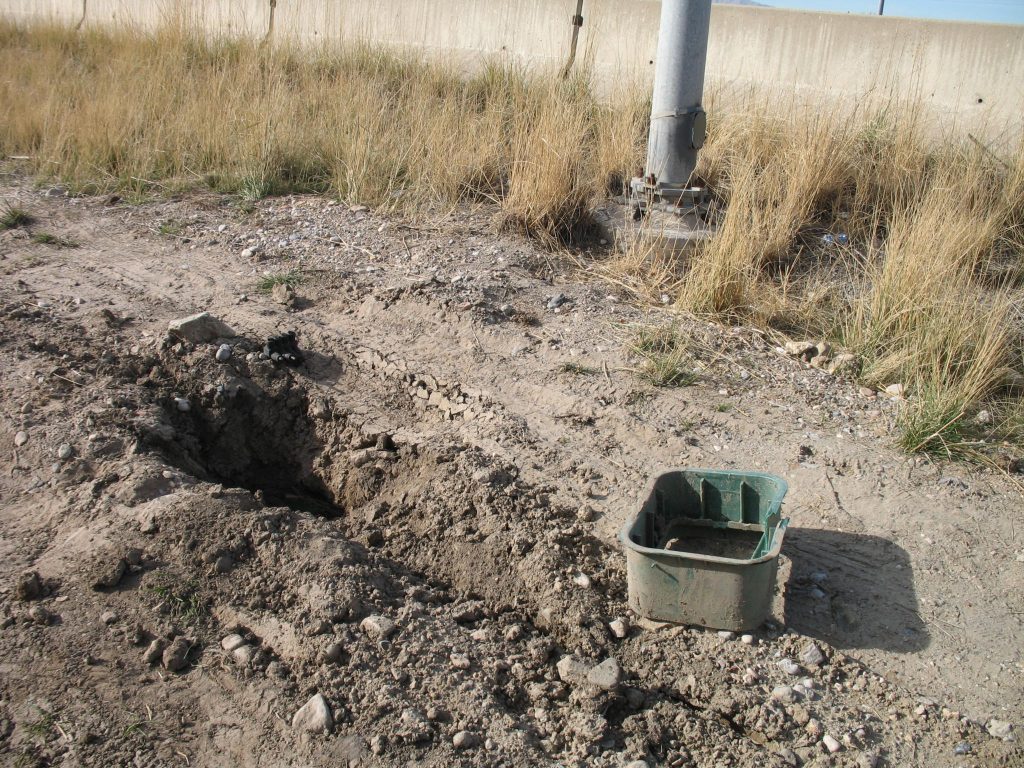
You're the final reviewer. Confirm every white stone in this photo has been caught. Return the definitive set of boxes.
[717,630,735,640]
[292,694,333,734]
[452,730,479,749]
[778,658,801,676]
[800,643,825,667]
[987,719,1015,741]
[221,634,246,652]
[609,617,629,639]
[822,734,842,753]
[740,634,755,645]
[14,431,28,447]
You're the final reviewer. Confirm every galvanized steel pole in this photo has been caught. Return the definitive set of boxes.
[633,0,712,206]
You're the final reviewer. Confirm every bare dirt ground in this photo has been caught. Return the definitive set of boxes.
[0,179,1021,768]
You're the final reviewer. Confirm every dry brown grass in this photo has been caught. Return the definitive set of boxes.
[1,17,1022,459]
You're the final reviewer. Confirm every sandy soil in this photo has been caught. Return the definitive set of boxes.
[0,180,1021,767]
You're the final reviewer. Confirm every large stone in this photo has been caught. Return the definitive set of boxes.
[292,694,334,734]
[987,719,1015,741]
[167,312,236,343]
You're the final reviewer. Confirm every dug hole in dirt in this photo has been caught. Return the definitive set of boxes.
[0,186,1021,768]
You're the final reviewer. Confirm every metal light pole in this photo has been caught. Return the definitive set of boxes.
[632,0,713,209]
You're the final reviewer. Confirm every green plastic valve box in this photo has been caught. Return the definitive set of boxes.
[619,468,789,631]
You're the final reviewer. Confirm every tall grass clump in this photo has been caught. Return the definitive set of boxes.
[0,18,637,245]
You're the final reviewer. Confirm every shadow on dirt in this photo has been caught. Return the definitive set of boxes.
[782,528,929,653]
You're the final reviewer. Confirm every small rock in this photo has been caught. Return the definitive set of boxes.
[143,638,166,665]
[28,605,54,625]
[56,443,74,461]
[576,503,596,522]
[884,383,905,399]
[609,617,630,639]
[232,645,254,665]
[323,642,345,664]
[14,431,28,447]
[221,634,247,652]
[359,614,396,640]
[452,730,479,749]
[292,694,334,734]
[168,312,236,343]
[717,630,736,640]
[740,634,756,645]
[450,653,471,670]
[546,293,569,310]
[100,610,118,625]
[777,748,799,767]
[556,655,590,685]
[800,642,826,667]
[174,397,191,413]
[771,685,797,703]
[822,734,842,753]
[975,409,993,426]
[952,742,972,756]
[587,658,624,691]
[215,344,233,362]
[624,762,650,768]
[858,751,880,768]
[778,658,801,676]
[162,637,191,672]
[15,570,42,601]
[858,386,876,398]
[987,719,1015,741]
[573,573,592,589]
[213,554,233,574]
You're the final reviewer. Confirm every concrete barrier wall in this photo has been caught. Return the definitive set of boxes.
[2,1,1021,137]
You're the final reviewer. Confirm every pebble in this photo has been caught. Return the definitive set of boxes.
[28,605,54,625]
[778,658,801,676]
[975,409,993,426]
[213,554,234,574]
[573,573,592,588]
[986,719,1014,741]
[822,734,842,753]
[174,397,191,413]
[100,610,118,625]
[359,614,396,639]
[323,642,345,664]
[232,645,255,665]
[546,293,569,310]
[292,694,334,734]
[452,730,479,749]
[884,383,905,398]
[624,762,650,768]
[952,742,972,755]
[450,653,471,669]
[609,617,629,639]
[717,630,735,640]
[740,634,755,645]
[215,344,233,362]
[556,655,590,685]
[56,443,73,460]
[587,657,624,691]
[14,431,28,447]
[771,685,797,703]
[221,634,246,652]
[800,642,825,667]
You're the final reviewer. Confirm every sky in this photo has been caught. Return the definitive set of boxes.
[759,0,1024,25]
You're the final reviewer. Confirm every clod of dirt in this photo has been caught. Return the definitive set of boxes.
[15,570,41,600]
[88,552,128,590]
[162,636,192,672]
[167,311,236,343]
[143,638,166,665]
